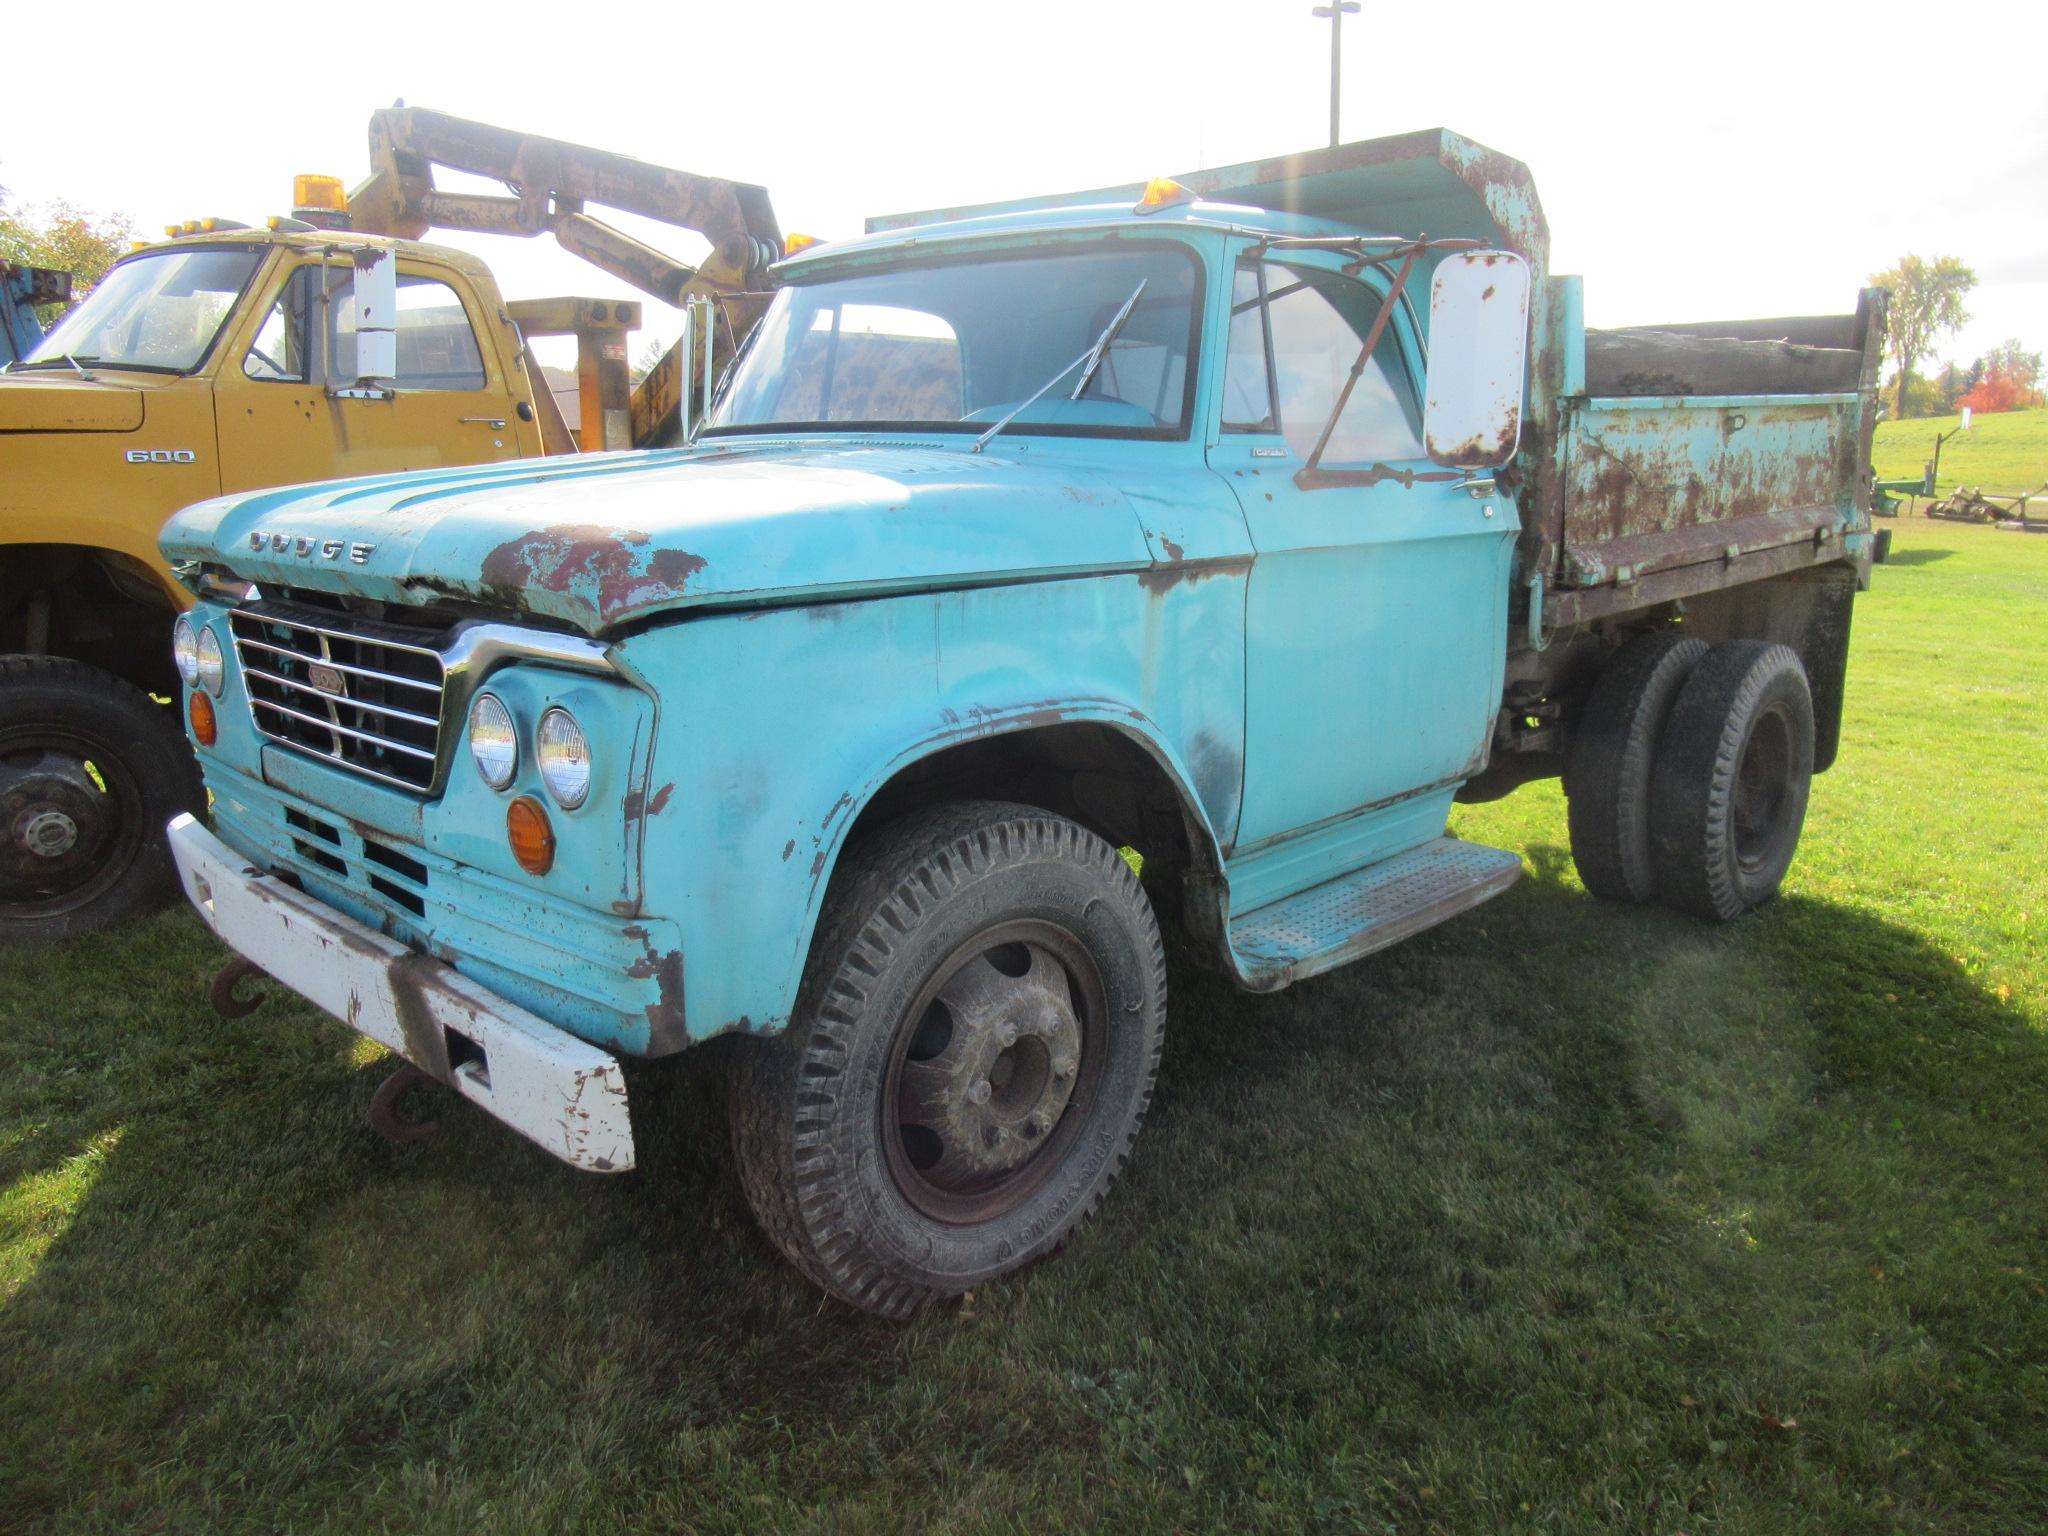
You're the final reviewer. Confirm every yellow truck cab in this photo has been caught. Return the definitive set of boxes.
[0,221,562,939]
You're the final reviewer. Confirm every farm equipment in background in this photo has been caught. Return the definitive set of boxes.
[1875,409,1972,518]
[1926,482,2048,529]
[1871,464,1932,518]
[0,260,71,367]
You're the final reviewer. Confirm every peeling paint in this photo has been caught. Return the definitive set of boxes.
[478,524,707,627]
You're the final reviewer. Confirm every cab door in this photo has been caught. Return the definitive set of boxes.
[1211,249,1515,850]
[215,257,531,494]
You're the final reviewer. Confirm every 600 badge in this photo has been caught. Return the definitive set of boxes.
[124,449,197,464]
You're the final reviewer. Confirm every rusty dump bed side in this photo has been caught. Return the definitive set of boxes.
[1525,289,1887,638]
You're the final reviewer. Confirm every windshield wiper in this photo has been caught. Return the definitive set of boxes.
[16,352,101,381]
[971,279,1147,454]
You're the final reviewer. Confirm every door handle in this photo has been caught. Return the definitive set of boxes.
[460,416,508,430]
[1455,475,1496,499]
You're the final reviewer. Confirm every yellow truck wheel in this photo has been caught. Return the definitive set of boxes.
[0,656,203,943]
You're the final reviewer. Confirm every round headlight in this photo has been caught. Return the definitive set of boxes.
[172,615,200,688]
[468,693,517,790]
[195,627,225,696]
[536,707,591,809]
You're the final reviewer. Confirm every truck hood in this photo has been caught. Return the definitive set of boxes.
[0,370,146,432]
[160,442,1158,633]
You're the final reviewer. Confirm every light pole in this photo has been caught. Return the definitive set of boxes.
[1312,1,1360,147]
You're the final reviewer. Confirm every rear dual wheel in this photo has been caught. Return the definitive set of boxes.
[1647,641,1815,921]
[1566,633,1814,921]
[729,802,1166,1318]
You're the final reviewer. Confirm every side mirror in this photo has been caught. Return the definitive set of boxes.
[1424,250,1531,468]
[347,248,398,387]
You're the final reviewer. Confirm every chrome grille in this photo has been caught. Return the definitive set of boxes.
[229,605,446,791]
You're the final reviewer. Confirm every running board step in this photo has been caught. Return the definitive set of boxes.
[1227,836,1523,992]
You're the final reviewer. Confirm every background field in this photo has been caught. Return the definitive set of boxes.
[3,523,2044,1534]
[1872,406,2047,500]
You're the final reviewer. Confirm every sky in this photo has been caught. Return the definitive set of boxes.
[4,0,2043,374]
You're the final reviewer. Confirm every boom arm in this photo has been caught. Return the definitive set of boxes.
[348,107,782,447]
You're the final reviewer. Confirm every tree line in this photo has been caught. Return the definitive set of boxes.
[1870,254,2041,419]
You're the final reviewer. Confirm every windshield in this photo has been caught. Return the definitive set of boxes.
[21,247,262,373]
[705,242,1201,439]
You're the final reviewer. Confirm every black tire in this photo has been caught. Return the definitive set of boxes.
[729,801,1166,1318]
[1563,631,1709,904]
[0,655,204,944]
[1648,641,1815,922]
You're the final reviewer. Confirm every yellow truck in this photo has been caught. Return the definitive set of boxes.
[0,109,780,939]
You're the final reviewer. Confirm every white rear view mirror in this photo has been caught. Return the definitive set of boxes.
[348,249,398,386]
[1424,250,1531,468]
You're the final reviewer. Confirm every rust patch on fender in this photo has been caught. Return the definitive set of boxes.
[646,782,675,816]
[642,949,686,1047]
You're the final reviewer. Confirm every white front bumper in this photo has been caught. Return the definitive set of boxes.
[167,813,635,1172]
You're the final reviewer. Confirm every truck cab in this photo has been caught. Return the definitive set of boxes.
[158,130,1881,1316]
[0,225,566,939]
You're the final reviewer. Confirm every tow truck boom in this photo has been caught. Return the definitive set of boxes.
[347,107,785,446]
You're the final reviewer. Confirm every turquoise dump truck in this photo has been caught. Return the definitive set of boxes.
[157,131,1884,1315]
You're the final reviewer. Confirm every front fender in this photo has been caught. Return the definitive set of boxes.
[622,568,1247,1046]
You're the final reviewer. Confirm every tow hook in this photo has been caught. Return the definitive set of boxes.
[367,1063,442,1145]
[209,957,269,1018]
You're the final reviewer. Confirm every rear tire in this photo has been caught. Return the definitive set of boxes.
[1648,641,1814,921]
[1564,631,1708,904]
[728,801,1166,1318]
[0,656,203,944]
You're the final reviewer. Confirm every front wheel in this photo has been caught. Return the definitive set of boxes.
[729,802,1166,1318]
[0,656,203,944]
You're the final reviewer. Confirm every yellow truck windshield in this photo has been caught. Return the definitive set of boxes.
[21,246,262,374]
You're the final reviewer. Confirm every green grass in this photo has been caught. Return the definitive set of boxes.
[1873,406,2048,499]
[4,524,2045,1534]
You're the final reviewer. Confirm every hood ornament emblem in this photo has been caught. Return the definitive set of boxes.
[246,531,376,564]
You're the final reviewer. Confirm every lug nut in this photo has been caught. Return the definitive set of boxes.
[967,1079,992,1105]
[1054,1058,1077,1080]
[998,1021,1018,1048]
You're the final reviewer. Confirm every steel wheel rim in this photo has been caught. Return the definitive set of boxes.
[1733,704,1794,876]
[0,722,148,919]
[881,918,1109,1225]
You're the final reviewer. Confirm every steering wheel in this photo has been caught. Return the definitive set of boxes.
[245,345,290,379]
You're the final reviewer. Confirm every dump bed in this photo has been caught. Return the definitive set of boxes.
[1537,297,1885,634]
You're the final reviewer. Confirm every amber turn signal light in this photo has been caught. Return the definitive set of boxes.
[189,691,217,747]
[506,796,555,876]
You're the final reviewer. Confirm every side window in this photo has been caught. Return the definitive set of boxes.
[243,268,312,382]
[392,277,487,390]
[1221,263,1275,432]
[326,271,488,390]
[1224,260,1425,463]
